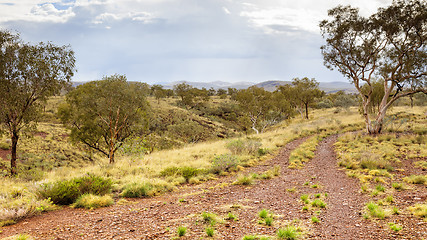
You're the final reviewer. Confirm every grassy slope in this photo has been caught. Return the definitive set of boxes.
[0,94,425,226]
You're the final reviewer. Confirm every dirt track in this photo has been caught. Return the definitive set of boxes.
[1,136,426,239]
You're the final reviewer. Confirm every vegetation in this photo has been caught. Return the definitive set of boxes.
[320,0,426,134]
[72,194,114,209]
[0,30,76,175]
[59,74,149,163]
[277,77,324,119]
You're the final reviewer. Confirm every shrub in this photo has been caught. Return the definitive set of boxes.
[37,174,113,205]
[121,182,153,198]
[72,194,114,209]
[226,212,237,221]
[311,199,327,208]
[211,154,238,173]
[265,216,273,226]
[201,211,218,225]
[226,138,261,155]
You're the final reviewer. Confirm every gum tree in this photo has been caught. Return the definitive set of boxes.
[320,0,426,134]
[0,30,75,175]
[59,74,149,164]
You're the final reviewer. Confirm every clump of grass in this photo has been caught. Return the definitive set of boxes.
[226,212,237,221]
[300,194,309,204]
[177,226,187,237]
[233,174,254,185]
[388,222,402,232]
[205,226,215,237]
[201,211,219,225]
[14,234,32,240]
[276,225,299,239]
[311,216,319,223]
[287,187,296,193]
[264,216,273,226]
[259,209,269,219]
[366,202,387,219]
[72,194,114,209]
[375,184,386,192]
[408,204,427,220]
[226,138,262,155]
[392,182,407,191]
[403,175,427,185]
[311,199,327,208]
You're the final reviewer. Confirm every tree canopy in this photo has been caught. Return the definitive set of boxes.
[59,74,149,163]
[320,0,426,134]
[0,30,75,175]
[276,78,324,119]
[234,86,293,134]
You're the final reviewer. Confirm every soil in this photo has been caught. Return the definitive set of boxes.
[1,136,426,239]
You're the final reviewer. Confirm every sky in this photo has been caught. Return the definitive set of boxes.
[0,0,392,84]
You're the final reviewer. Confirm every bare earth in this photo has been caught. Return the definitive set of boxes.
[1,136,426,239]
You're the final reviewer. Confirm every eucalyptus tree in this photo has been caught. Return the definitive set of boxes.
[0,30,75,175]
[235,86,292,134]
[320,0,426,134]
[59,74,149,163]
[276,78,324,119]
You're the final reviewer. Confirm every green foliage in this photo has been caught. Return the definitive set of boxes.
[311,216,319,223]
[276,226,299,239]
[366,202,387,219]
[226,138,262,155]
[388,222,402,232]
[234,86,293,134]
[211,154,238,173]
[121,182,153,198]
[37,174,112,205]
[0,142,10,150]
[72,194,114,209]
[258,209,269,219]
[0,30,76,175]
[311,199,327,208]
[264,216,273,226]
[205,226,215,237]
[276,77,324,119]
[233,174,254,185]
[177,226,187,237]
[226,212,237,221]
[59,74,149,163]
[201,211,218,225]
[320,1,426,134]
[408,204,427,220]
[403,175,427,185]
[160,166,201,182]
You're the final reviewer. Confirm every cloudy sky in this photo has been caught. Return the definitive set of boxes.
[0,0,392,84]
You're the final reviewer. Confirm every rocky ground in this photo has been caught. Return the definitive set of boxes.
[1,135,426,239]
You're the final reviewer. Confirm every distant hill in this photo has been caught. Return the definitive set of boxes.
[254,80,357,93]
[162,81,255,90]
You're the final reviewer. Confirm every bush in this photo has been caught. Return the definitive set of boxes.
[403,175,427,185]
[232,174,254,185]
[37,174,112,205]
[277,226,299,239]
[211,154,238,173]
[226,138,261,155]
[73,194,114,209]
[121,182,153,198]
[177,226,187,237]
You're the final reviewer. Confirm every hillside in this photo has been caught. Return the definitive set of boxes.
[254,80,357,93]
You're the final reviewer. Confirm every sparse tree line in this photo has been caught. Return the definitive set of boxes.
[0,0,425,175]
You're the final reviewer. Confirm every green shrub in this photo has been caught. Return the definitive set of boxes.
[388,222,402,232]
[265,216,273,226]
[121,182,153,198]
[226,138,261,155]
[37,174,112,205]
[201,211,218,225]
[311,216,319,223]
[366,202,387,219]
[211,154,238,173]
[72,194,114,209]
[311,199,327,208]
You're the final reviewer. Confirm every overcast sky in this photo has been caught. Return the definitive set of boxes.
[0,0,392,84]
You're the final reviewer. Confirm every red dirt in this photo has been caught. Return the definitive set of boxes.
[1,136,426,239]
